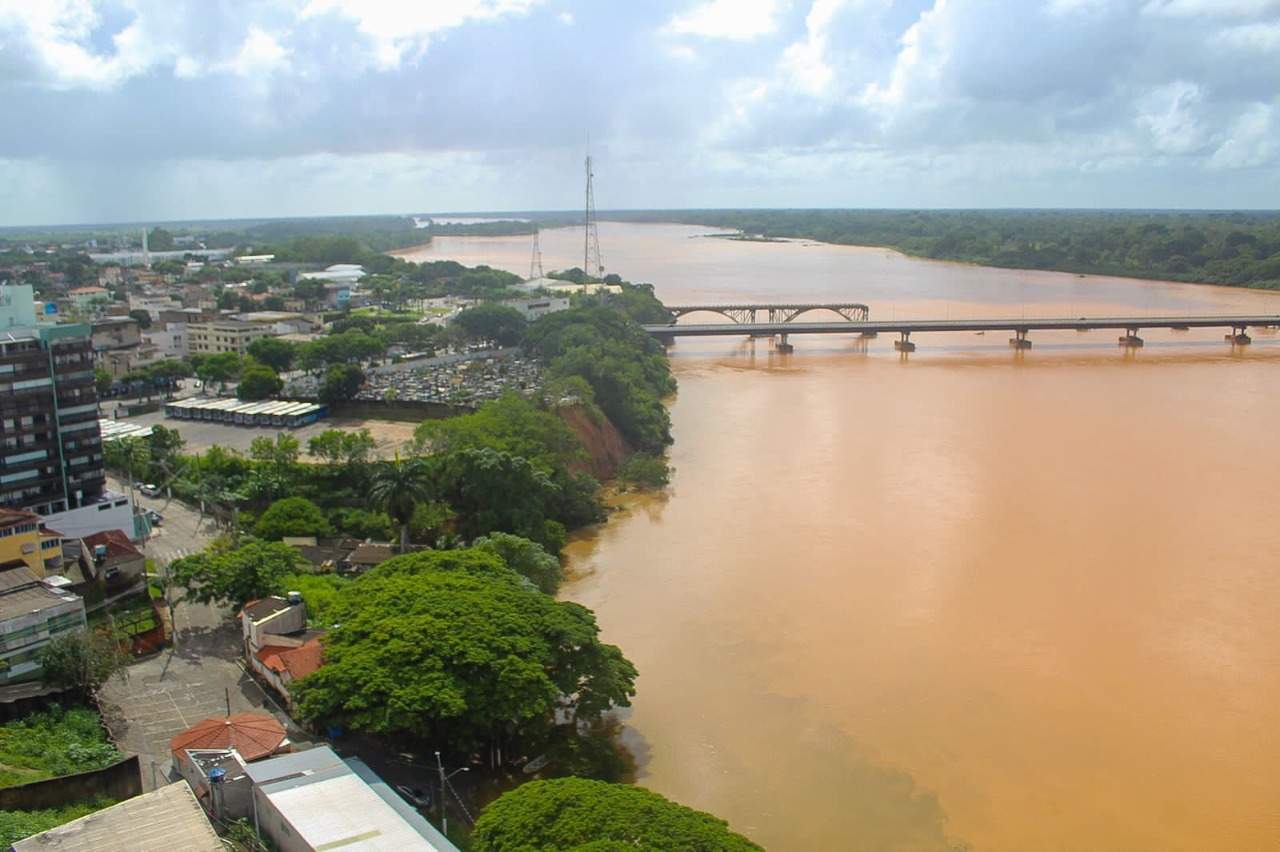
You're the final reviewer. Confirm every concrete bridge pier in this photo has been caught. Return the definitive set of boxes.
[1009,329,1032,350]
[1118,328,1144,348]
[776,333,794,353]
[1226,326,1251,345]
[894,331,916,352]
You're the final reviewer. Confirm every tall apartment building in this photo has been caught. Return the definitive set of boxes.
[187,319,273,355]
[0,286,105,516]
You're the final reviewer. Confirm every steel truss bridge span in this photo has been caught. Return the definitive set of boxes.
[665,303,870,324]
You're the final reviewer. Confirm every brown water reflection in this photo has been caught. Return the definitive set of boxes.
[404,225,1280,851]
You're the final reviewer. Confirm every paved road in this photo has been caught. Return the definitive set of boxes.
[100,477,312,789]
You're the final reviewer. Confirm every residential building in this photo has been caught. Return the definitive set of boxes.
[67,286,110,310]
[0,563,85,684]
[0,319,106,516]
[143,322,187,359]
[0,507,60,575]
[90,317,141,352]
[242,594,323,707]
[187,319,274,355]
[244,745,458,852]
[171,712,290,820]
[82,528,145,591]
[12,780,223,852]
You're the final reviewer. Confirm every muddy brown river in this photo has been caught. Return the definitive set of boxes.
[398,223,1280,851]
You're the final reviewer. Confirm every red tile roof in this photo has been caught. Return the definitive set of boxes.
[0,508,40,530]
[256,637,324,681]
[169,712,286,763]
[83,529,142,560]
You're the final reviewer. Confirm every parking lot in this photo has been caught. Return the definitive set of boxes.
[106,410,418,457]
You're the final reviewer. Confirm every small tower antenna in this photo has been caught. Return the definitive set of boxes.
[529,227,544,280]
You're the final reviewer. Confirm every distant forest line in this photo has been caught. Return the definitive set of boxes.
[607,209,1280,291]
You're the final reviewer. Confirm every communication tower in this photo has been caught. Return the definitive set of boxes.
[529,227,544,280]
[583,154,603,280]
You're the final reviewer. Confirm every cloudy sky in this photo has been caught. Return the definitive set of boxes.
[2,0,1278,225]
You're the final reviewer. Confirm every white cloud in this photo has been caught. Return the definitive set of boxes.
[664,0,783,40]
[1213,21,1280,51]
[301,0,543,68]
[1141,0,1280,18]
[558,11,574,25]
[1137,81,1206,154]
[1208,104,1276,169]
[780,0,845,95]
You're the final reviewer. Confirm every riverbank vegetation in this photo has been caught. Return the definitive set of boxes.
[621,209,1280,290]
[472,777,762,850]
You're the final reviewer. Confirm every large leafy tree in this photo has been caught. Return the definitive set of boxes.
[253,497,333,540]
[412,393,584,473]
[368,455,434,552]
[236,363,283,400]
[451,303,527,347]
[472,532,561,594]
[435,447,559,546]
[170,540,304,610]
[195,351,242,390]
[472,778,761,852]
[39,629,131,697]
[291,549,637,749]
[247,336,297,373]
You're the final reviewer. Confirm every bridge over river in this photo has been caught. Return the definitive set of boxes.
[645,312,1280,352]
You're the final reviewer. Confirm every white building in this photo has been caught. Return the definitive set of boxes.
[502,297,570,321]
[245,746,458,852]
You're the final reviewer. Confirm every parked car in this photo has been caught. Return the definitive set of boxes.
[145,509,163,526]
[395,785,431,809]
[139,484,160,497]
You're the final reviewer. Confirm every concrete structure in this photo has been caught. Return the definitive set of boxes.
[0,318,105,516]
[666,302,870,324]
[39,490,137,541]
[12,780,223,852]
[503,296,570,321]
[67,286,110,309]
[187,319,274,355]
[245,746,457,852]
[142,322,187,359]
[174,746,254,821]
[0,507,60,575]
[0,285,38,330]
[242,595,323,707]
[0,563,85,684]
[646,312,1280,353]
[90,317,141,352]
[242,595,307,651]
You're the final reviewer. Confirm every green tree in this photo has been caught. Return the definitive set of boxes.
[368,456,433,552]
[472,532,562,594]
[94,366,112,395]
[147,226,176,251]
[292,549,637,748]
[472,778,761,852]
[127,309,152,329]
[253,497,333,540]
[236,364,283,400]
[435,448,559,547]
[307,428,376,467]
[170,540,304,610]
[318,364,365,405]
[247,337,297,373]
[196,351,242,390]
[38,630,130,697]
[452,303,527,347]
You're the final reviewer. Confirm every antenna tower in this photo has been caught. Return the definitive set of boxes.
[529,227,544,280]
[583,154,603,279]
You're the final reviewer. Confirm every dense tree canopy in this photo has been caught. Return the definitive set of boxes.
[253,497,333,540]
[452,303,527,347]
[236,363,282,400]
[472,778,761,852]
[170,540,305,610]
[292,549,637,748]
[472,532,562,594]
[247,337,297,373]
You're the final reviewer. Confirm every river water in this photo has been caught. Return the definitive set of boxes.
[397,224,1280,851]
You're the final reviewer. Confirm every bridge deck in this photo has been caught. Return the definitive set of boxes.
[644,315,1280,336]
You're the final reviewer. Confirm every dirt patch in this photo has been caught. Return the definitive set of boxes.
[559,404,630,480]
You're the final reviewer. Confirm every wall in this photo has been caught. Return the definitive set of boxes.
[41,495,134,539]
[0,754,142,811]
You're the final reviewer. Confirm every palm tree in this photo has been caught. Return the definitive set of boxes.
[369,455,434,553]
